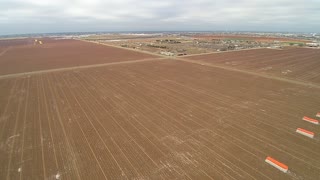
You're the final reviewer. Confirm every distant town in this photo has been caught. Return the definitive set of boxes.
[80,32,320,56]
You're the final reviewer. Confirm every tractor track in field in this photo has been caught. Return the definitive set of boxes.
[175,58,320,89]
[0,58,164,80]
[0,47,11,57]
[1,39,320,90]
[79,39,320,89]
[1,38,320,179]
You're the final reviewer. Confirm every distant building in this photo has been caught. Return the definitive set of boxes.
[268,45,282,49]
[306,43,319,47]
[160,51,174,56]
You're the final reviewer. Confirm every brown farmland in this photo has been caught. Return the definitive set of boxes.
[186,48,320,85]
[192,35,312,43]
[0,38,36,47]
[0,39,158,75]
[0,39,320,180]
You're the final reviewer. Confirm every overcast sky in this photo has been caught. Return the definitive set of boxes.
[0,0,319,35]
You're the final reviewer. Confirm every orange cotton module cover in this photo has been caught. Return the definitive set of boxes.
[265,156,288,173]
[302,116,319,125]
[296,128,315,138]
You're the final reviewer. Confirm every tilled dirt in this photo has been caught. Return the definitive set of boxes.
[186,48,320,85]
[192,35,312,43]
[0,38,35,47]
[0,39,157,75]
[0,59,319,180]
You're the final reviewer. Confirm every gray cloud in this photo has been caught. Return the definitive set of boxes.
[0,0,319,35]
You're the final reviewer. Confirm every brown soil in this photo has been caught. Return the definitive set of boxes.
[186,48,320,85]
[0,39,157,75]
[192,35,312,43]
[0,38,35,47]
[0,59,320,179]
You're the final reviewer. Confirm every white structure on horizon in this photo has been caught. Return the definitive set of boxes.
[306,42,319,47]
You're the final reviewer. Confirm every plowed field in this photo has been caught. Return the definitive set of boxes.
[0,39,320,180]
[186,48,320,85]
[192,35,311,43]
[0,39,157,75]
